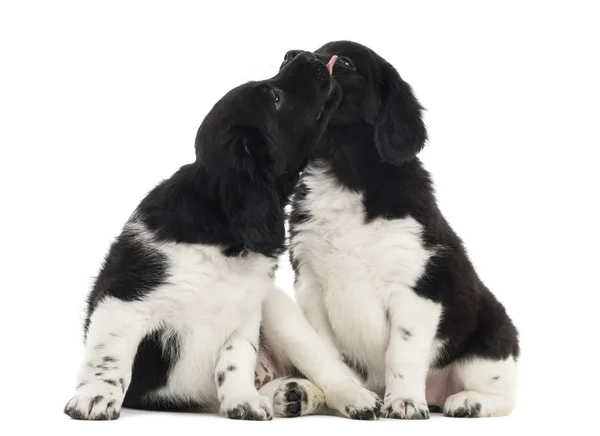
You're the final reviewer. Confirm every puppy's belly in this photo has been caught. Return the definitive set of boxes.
[425,366,456,408]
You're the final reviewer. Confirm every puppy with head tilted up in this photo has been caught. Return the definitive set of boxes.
[64,51,382,421]
[286,41,520,419]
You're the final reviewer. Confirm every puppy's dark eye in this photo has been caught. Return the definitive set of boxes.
[272,89,281,108]
[337,56,355,70]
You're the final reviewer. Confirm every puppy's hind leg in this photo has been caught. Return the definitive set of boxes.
[259,377,325,418]
[64,298,149,420]
[443,357,518,418]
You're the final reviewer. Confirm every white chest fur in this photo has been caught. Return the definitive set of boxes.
[291,163,437,391]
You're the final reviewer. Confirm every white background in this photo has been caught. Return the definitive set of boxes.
[1,1,598,435]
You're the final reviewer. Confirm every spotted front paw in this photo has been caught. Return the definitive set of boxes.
[384,397,429,420]
[220,395,273,421]
[64,380,124,420]
[64,392,120,420]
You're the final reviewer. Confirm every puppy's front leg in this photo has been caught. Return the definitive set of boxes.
[216,311,272,420]
[64,298,148,420]
[383,290,442,420]
[262,287,382,420]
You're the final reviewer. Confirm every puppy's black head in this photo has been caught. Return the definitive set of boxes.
[284,41,427,165]
[197,51,336,177]
[195,52,339,256]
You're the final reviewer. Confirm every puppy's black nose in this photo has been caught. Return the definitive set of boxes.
[284,50,301,63]
[284,50,317,63]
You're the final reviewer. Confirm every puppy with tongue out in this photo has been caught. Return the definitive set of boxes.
[327,55,338,75]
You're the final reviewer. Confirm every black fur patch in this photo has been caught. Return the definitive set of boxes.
[84,231,168,334]
[217,371,226,387]
[399,327,412,340]
[122,330,180,409]
[226,365,236,371]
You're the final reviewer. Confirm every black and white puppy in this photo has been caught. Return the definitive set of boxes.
[64,51,382,421]
[286,41,520,419]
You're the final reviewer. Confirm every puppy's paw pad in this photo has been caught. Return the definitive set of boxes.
[221,395,273,421]
[273,379,324,417]
[64,395,120,421]
[384,397,429,420]
[443,392,482,418]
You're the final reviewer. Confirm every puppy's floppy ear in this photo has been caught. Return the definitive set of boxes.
[203,126,286,256]
[374,62,427,164]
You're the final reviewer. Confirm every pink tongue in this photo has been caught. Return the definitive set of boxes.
[326,55,338,75]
